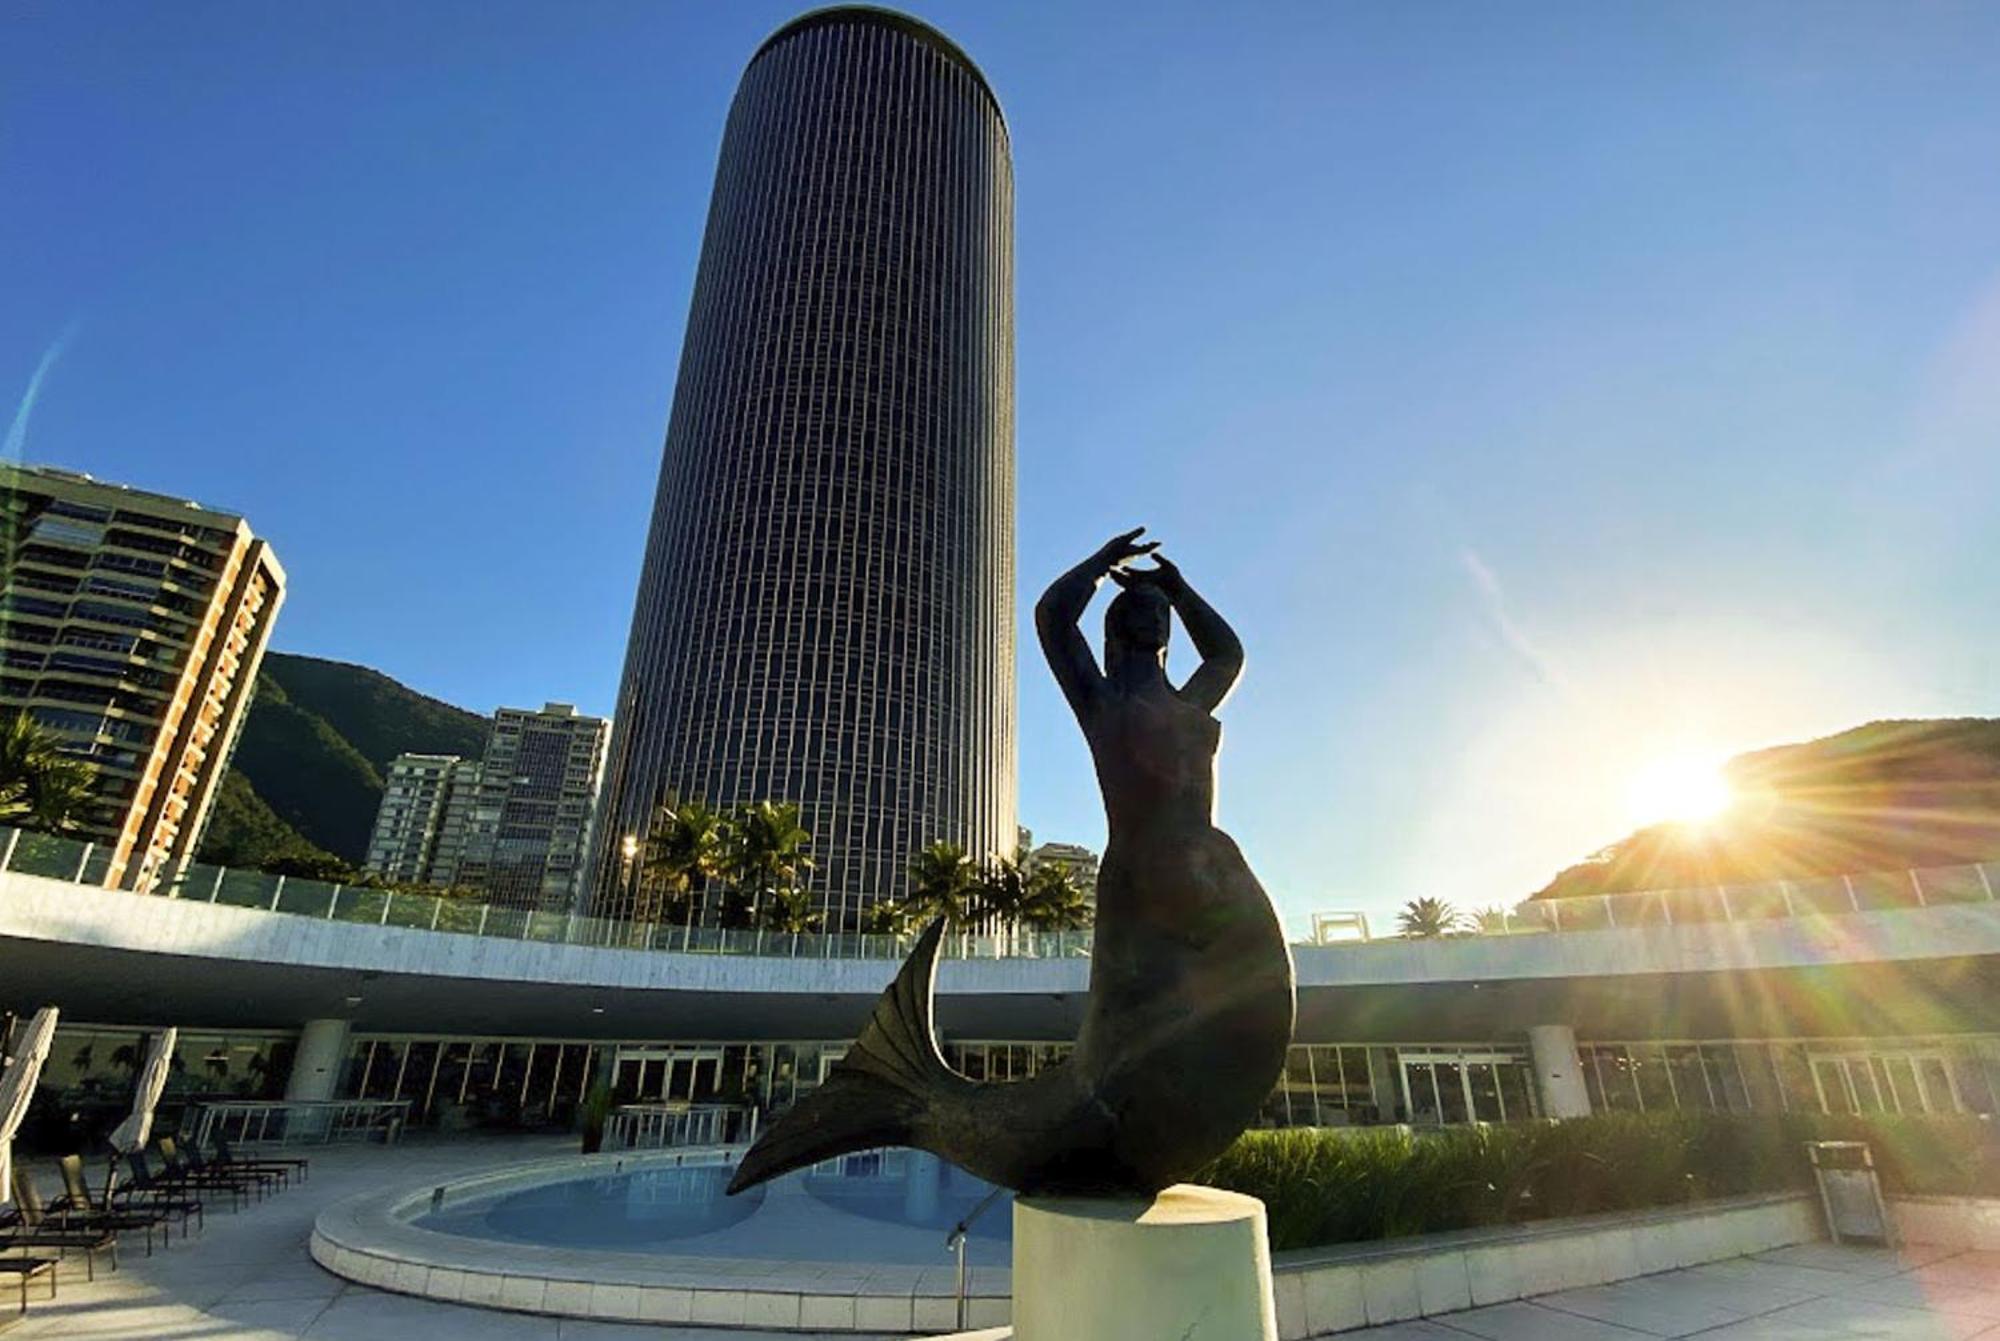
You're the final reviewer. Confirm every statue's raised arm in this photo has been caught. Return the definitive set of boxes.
[1034,526,1158,718]
[1133,553,1244,713]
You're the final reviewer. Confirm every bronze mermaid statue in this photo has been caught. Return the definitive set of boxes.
[728,529,1295,1198]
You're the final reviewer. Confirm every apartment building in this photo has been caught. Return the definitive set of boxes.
[362,754,484,888]
[0,464,285,889]
[453,703,608,912]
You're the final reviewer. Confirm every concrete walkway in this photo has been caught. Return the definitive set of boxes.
[3,1137,902,1340]
[1352,1240,2000,1339]
[5,1136,1996,1339]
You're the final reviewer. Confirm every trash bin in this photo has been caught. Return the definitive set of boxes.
[1805,1141,1896,1245]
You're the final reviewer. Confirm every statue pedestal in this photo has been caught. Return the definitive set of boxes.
[1011,1185,1278,1341]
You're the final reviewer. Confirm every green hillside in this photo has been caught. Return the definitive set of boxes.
[1533,718,2000,900]
[196,652,489,869]
[196,771,343,870]
[261,652,488,774]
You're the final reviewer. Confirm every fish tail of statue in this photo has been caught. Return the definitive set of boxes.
[726,918,962,1195]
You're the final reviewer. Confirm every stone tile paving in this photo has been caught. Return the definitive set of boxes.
[8,1134,1996,1340]
[3,1136,903,1340]
[1368,1241,2000,1341]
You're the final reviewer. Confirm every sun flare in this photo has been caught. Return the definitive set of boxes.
[1626,756,1734,829]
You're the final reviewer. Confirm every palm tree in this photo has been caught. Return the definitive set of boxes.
[974,849,1033,930]
[756,883,826,935]
[724,800,814,929]
[1020,861,1095,932]
[638,797,731,926]
[1396,896,1464,939]
[858,899,916,936]
[0,710,95,833]
[903,840,977,930]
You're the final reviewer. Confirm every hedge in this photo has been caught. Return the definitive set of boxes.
[1202,1112,1999,1251]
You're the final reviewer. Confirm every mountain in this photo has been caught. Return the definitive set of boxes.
[259,653,488,780]
[196,771,344,870]
[196,652,490,868]
[1532,718,2000,901]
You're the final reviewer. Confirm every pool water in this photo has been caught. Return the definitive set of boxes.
[414,1154,1014,1266]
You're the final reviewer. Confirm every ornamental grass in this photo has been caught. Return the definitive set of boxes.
[1204,1111,1998,1251]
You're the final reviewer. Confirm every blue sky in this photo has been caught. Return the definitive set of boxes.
[6,2,1998,931]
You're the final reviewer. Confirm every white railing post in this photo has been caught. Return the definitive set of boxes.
[1908,869,1927,906]
[1842,874,1860,912]
[0,827,19,873]
[379,892,394,925]
[211,866,226,902]
[1779,880,1798,918]
[1716,886,1733,922]
[73,841,94,882]
[269,874,286,911]
[1601,894,1615,928]
[477,904,490,936]
[328,885,342,918]
[1979,864,1996,902]
[429,898,443,931]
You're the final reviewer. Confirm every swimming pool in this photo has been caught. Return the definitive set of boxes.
[413,1151,1012,1264]
[312,1146,1019,1331]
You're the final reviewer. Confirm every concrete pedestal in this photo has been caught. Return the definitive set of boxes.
[1012,1185,1277,1341]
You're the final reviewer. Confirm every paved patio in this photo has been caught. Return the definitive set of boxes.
[1350,1240,2000,1339]
[4,1136,1995,1339]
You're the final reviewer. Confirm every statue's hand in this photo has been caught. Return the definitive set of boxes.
[1094,527,1160,574]
[1109,552,1183,592]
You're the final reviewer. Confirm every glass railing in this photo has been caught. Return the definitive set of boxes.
[3,823,1993,960]
[0,825,1094,961]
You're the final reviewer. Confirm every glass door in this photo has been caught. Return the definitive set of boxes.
[1811,1057,1856,1113]
[665,1050,725,1103]
[1434,1062,1470,1124]
[1403,1062,1442,1125]
[1402,1051,1535,1125]
[1881,1057,1921,1114]
[1466,1062,1504,1122]
[614,1048,669,1101]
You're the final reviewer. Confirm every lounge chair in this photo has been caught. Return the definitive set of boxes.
[129,1150,247,1213]
[10,1167,159,1257]
[0,1254,56,1319]
[212,1135,309,1185]
[158,1138,275,1199]
[0,1171,119,1280]
[59,1155,202,1238]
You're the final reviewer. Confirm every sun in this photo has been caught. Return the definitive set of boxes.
[1626,756,1734,829]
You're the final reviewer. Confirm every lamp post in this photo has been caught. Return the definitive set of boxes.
[620,834,640,946]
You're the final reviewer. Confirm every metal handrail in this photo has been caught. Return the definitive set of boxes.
[180,1098,411,1146]
[602,1103,761,1151]
[946,1184,1008,1331]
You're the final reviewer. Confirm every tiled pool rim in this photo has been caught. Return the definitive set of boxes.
[312,1149,1822,1337]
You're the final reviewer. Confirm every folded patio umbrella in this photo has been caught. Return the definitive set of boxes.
[0,1005,59,1210]
[108,1027,177,1157]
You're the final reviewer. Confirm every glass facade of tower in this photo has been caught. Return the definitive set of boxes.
[591,9,1017,929]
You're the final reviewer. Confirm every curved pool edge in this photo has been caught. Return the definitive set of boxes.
[309,1145,1013,1334]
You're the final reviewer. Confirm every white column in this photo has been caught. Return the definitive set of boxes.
[1013,1186,1278,1341]
[286,1019,352,1101]
[1528,1024,1592,1119]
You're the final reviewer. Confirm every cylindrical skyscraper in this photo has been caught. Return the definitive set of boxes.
[591,8,1016,930]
